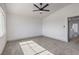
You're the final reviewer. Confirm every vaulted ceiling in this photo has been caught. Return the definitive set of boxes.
[5,3,71,19]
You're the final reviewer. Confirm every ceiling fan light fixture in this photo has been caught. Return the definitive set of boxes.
[39,11,43,14]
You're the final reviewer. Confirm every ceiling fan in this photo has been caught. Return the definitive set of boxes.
[33,3,50,14]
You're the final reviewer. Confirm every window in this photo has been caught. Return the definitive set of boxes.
[0,7,5,37]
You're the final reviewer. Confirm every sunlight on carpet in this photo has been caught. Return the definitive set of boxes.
[19,40,53,55]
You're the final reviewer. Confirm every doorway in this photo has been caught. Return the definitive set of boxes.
[68,16,79,42]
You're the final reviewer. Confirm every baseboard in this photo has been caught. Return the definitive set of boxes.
[7,35,68,42]
[43,35,68,42]
[7,35,43,42]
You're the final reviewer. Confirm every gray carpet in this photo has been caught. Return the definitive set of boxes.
[2,36,79,55]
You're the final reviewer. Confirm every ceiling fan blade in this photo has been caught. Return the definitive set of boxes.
[33,10,40,11]
[42,10,50,11]
[41,4,49,9]
[33,4,40,9]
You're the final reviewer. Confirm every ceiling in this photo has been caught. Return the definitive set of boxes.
[5,3,71,19]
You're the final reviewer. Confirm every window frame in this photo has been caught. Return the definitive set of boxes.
[0,7,6,37]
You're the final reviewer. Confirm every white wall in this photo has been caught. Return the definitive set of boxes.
[7,14,42,41]
[43,4,79,42]
[7,4,79,42]
[0,4,6,54]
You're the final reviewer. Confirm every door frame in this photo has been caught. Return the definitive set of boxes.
[67,17,70,42]
[67,16,79,42]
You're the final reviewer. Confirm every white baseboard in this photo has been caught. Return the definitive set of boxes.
[7,35,43,42]
[43,35,68,42]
